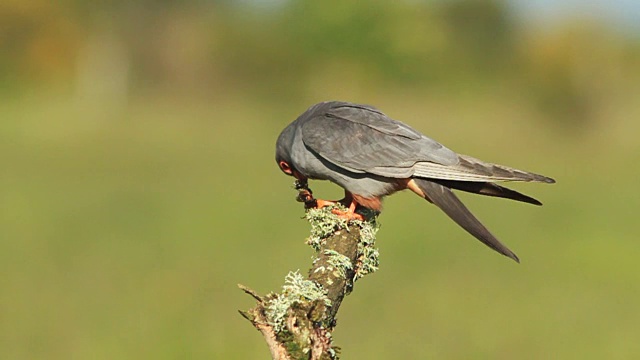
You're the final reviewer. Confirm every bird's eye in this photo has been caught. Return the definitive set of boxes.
[279,161,293,175]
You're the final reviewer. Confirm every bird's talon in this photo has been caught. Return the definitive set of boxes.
[330,208,365,221]
[315,199,338,209]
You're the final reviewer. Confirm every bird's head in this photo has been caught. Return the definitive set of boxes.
[275,122,298,178]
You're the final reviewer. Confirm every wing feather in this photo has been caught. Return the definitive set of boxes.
[300,103,458,176]
[300,102,555,184]
[413,155,555,183]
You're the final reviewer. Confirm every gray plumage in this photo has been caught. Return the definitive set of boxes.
[276,101,555,262]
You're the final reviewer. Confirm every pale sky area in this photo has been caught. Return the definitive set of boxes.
[508,0,640,33]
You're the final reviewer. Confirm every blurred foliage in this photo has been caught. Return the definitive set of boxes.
[1,0,639,127]
[1,1,640,359]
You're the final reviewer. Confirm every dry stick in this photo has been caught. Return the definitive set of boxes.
[239,191,380,360]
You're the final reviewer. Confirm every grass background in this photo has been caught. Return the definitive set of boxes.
[2,88,639,359]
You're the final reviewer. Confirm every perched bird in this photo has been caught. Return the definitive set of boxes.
[275,101,555,262]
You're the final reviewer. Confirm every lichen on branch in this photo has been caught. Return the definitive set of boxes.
[264,271,332,333]
[239,205,381,359]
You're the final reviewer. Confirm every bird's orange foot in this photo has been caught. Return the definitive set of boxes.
[297,187,365,221]
[316,199,365,221]
[330,208,365,221]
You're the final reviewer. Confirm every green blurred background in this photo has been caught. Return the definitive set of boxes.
[2,1,640,359]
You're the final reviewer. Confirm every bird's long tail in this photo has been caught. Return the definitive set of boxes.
[412,178,519,262]
[429,180,543,206]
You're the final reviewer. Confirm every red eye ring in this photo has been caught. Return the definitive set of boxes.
[279,161,293,175]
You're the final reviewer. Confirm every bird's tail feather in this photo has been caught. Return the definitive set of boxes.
[412,178,519,262]
[429,180,542,206]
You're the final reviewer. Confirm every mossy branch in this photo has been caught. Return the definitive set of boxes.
[239,203,380,360]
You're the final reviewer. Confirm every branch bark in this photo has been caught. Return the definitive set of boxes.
[239,203,379,360]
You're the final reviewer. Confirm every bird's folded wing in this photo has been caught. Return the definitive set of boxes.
[301,103,458,174]
[301,103,555,184]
